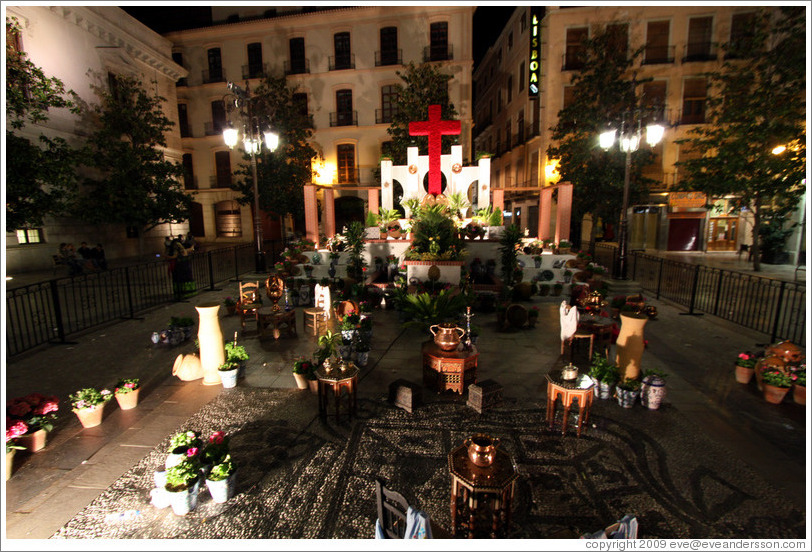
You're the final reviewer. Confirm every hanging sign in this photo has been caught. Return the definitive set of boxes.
[528,7,541,98]
[669,191,707,208]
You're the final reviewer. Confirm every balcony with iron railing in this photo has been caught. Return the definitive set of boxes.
[209,174,233,188]
[423,44,454,63]
[682,42,718,63]
[329,54,355,71]
[329,110,358,127]
[202,68,226,84]
[375,49,403,67]
[284,59,310,76]
[525,121,540,140]
[204,121,226,136]
[337,166,360,184]
[562,50,586,71]
[242,62,269,80]
[642,44,676,65]
[375,108,399,125]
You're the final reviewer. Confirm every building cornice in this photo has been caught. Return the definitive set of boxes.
[49,6,187,81]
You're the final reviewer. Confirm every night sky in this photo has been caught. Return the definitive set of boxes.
[123,5,516,67]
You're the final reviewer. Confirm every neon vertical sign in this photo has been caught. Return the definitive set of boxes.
[528,7,541,98]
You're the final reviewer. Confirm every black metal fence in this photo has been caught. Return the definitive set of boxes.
[591,243,805,344]
[6,244,257,358]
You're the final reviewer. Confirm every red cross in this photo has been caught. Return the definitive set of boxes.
[409,104,461,195]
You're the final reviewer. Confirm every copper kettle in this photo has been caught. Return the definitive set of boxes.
[464,434,500,467]
[430,323,465,352]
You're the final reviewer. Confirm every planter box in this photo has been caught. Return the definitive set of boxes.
[467,379,503,413]
[388,379,422,413]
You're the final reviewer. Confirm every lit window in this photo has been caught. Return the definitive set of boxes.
[16,228,43,244]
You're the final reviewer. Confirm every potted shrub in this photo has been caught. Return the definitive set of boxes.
[734,351,757,384]
[223,296,237,316]
[533,254,543,269]
[69,387,113,428]
[164,456,202,516]
[640,368,668,410]
[588,353,619,399]
[292,357,314,390]
[761,369,792,404]
[114,378,140,410]
[552,282,564,296]
[557,240,572,255]
[364,210,381,239]
[218,361,240,389]
[225,341,249,374]
[615,378,641,408]
[538,283,551,296]
[562,269,573,284]
[206,453,236,503]
[316,330,342,367]
[6,393,59,452]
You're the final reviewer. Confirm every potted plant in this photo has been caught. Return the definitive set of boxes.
[6,393,59,452]
[6,419,28,480]
[556,240,572,255]
[218,361,240,389]
[316,330,342,367]
[355,336,371,367]
[206,453,237,503]
[114,378,141,410]
[170,316,195,341]
[223,296,237,316]
[734,351,757,384]
[225,341,249,374]
[552,282,564,296]
[588,353,619,399]
[615,378,641,408]
[640,368,668,410]
[292,357,314,390]
[538,283,551,296]
[365,210,381,239]
[533,254,543,269]
[165,430,203,469]
[562,269,573,284]
[164,456,202,516]
[790,365,805,405]
[339,312,361,343]
[201,430,230,468]
[761,368,792,404]
[68,387,113,428]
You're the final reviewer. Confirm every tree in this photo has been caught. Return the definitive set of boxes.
[675,7,806,270]
[5,16,80,232]
[230,75,318,228]
[76,74,191,251]
[547,24,657,250]
[386,62,458,165]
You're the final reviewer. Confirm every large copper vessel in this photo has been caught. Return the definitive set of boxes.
[464,434,500,467]
[430,323,465,352]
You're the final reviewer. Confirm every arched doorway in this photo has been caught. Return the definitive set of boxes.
[393,179,405,217]
[467,180,479,217]
[335,196,365,232]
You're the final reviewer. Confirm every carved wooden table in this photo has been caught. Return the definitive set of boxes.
[545,368,596,437]
[422,341,478,394]
[315,362,359,422]
[448,443,518,538]
[256,307,297,340]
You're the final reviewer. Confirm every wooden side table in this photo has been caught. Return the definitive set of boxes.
[422,341,478,394]
[316,363,359,422]
[257,307,297,340]
[448,443,518,538]
[545,369,596,437]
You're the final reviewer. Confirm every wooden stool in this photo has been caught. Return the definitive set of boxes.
[303,308,326,336]
[561,329,594,360]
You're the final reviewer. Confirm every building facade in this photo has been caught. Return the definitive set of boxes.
[473,5,803,262]
[5,5,187,274]
[165,5,474,245]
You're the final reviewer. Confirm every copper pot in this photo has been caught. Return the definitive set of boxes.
[464,434,500,467]
[430,323,465,352]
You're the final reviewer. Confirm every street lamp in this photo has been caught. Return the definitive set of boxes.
[223,81,279,273]
[600,110,665,280]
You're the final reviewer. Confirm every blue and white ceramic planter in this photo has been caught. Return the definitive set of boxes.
[205,471,237,504]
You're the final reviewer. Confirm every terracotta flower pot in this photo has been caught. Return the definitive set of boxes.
[6,449,16,481]
[17,428,48,453]
[115,388,140,410]
[792,384,805,405]
[74,404,105,428]
[734,364,754,384]
[293,372,309,390]
[762,383,790,405]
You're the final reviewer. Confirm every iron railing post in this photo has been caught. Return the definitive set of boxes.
[125,266,135,319]
[712,269,724,316]
[656,257,664,299]
[208,251,216,291]
[234,246,240,281]
[771,281,786,343]
[680,264,704,316]
[49,279,67,343]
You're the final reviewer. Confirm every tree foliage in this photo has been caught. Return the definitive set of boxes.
[547,24,657,247]
[76,74,191,236]
[5,16,80,231]
[230,74,318,225]
[386,62,458,165]
[675,7,806,269]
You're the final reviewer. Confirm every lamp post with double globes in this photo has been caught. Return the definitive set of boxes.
[599,111,665,280]
[223,81,279,273]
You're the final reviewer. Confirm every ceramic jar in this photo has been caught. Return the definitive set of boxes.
[430,323,465,352]
[196,302,225,386]
[640,376,667,410]
[615,313,648,381]
[465,434,500,467]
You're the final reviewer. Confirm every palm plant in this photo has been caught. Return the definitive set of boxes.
[400,289,468,332]
[446,191,470,220]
